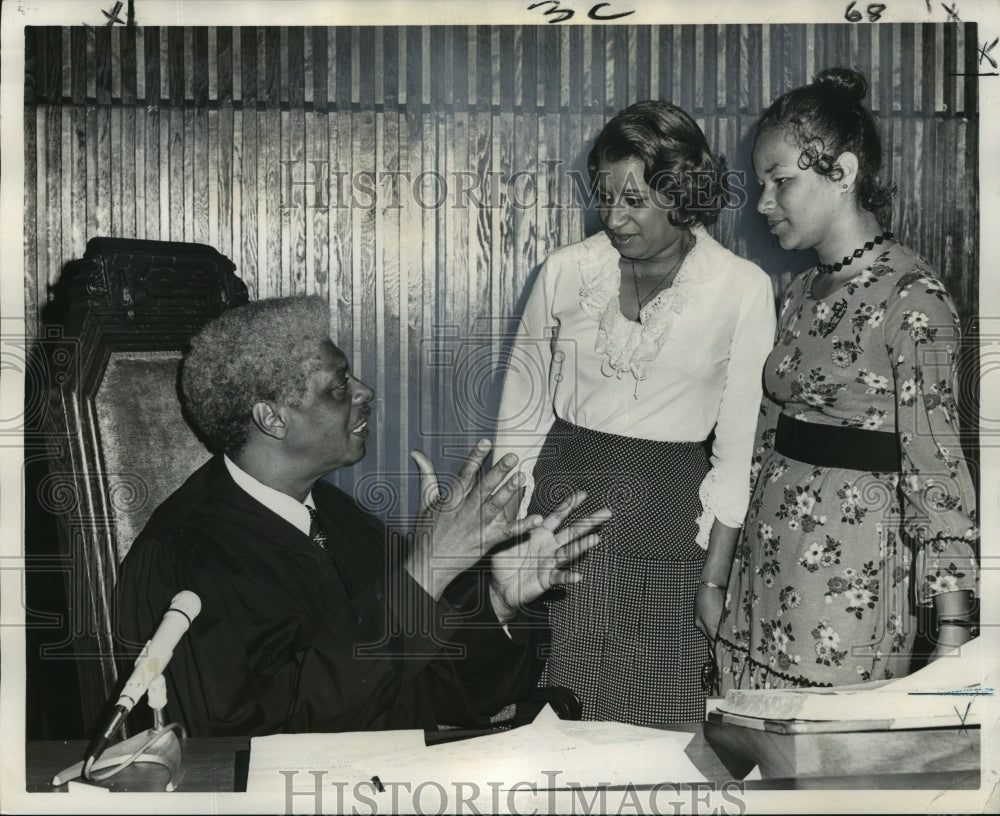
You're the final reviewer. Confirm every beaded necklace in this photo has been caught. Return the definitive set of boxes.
[816,230,893,275]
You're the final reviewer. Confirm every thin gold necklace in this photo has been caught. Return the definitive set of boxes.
[631,247,687,313]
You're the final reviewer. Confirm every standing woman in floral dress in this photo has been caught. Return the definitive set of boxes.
[713,68,979,690]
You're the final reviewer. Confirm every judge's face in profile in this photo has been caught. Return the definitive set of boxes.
[283,339,374,475]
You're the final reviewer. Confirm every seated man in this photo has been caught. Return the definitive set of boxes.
[116,296,608,737]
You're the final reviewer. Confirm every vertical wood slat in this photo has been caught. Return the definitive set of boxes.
[22,23,980,507]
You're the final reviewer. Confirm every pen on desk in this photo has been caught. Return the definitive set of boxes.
[371,775,385,792]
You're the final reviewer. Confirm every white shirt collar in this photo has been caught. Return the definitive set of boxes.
[223,455,314,537]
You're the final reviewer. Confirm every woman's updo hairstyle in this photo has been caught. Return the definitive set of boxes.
[588,100,727,228]
[757,67,893,215]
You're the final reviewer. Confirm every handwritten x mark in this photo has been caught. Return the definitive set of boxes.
[979,38,999,70]
[102,1,124,26]
[953,700,974,736]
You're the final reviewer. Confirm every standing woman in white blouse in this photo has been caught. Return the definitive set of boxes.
[494,101,776,724]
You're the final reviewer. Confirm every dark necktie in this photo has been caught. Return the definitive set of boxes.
[307,506,328,551]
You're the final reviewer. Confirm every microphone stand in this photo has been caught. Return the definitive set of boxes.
[51,674,187,792]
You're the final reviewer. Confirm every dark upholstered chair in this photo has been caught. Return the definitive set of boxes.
[36,238,247,733]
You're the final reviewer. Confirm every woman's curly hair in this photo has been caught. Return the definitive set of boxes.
[181,296,331,455]
[757,67,894,217]
[588,100,727,228]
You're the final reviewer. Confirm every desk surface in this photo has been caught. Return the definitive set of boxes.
[25,725,979,794]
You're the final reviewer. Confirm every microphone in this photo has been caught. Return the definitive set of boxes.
[83,590,202,768]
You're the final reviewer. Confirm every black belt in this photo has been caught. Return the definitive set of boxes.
[774,413,901,472]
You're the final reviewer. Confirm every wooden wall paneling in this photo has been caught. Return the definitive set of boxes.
[768,25,786,103]
[966,118,978,321]
[565,23,585,245]
[289,27,307,293]
[92,93,109,239]
[164,29,181,242]
[143,28,159,241]
[373,102,390,479]
[44,32,63,303]
[263,27,282,297]
[403,107,424,518]
[353,31,379,485]
[921,118,937,270]
[722,24,738,115]
[308,28,329,300]
[469,43,494,419]
[106,28,122,238]
[239,27,257,296]
[380,106,404,517]
[949,117,963,304]
[416,100,435,449]
[20,22,981,503]
[25,96,38,337]
[186,27,197,243]
[611,24,629,111]
[68,28,85,263]
[194,29,211,245]
[514,25,538,319]
[367,31,388,480]
[216,27,233,259]
[390,102,412,524]
[23,30,36,324]
[909,117,925,260]
[207,29,220,248]
[120,27,137,239]
[959,117,975,319]
[954,22,967,116]
[938,118,956,289]
[538,24,559,266]
[895,115,913,248]
[332,25,352,359]
[449,26,470,333]
[787,26,808,101]
[676,25,695,113]
[705,25,720,114]
[963,22,977,118]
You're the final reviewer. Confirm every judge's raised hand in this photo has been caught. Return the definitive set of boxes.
[488,490,612,623]
[406,440,544,600]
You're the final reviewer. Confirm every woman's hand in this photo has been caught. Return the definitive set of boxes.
[694,519,739,643]
[489,490,612,622]
[694,583,726,643]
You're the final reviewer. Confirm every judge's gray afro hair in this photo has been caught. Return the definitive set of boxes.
[181,296,331,455]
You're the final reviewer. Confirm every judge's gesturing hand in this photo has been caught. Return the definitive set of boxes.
[488,490,612,623]
[406,440,610,614]
[406,439,544,600]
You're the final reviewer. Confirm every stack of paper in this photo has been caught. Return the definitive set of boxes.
[715,637,991,727]
[247,706,708,813]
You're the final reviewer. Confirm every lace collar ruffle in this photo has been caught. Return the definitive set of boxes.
[578,225,707,382]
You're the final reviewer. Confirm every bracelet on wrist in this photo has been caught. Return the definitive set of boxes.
[699,579,727,591]
[937,619,978,636]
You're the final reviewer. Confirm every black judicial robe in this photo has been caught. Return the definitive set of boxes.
[116,456,542,737]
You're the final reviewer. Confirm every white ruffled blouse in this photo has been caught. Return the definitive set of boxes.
[494,226,777,546]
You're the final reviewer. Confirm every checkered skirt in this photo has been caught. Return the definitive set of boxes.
[528,418,711,725]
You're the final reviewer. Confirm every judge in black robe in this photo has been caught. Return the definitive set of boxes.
[117,456,539,737]
[115,296,609,738]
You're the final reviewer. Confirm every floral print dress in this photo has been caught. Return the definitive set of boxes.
[717,243,979,689]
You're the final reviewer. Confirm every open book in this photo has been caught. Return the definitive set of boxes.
[714,637,990,726]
